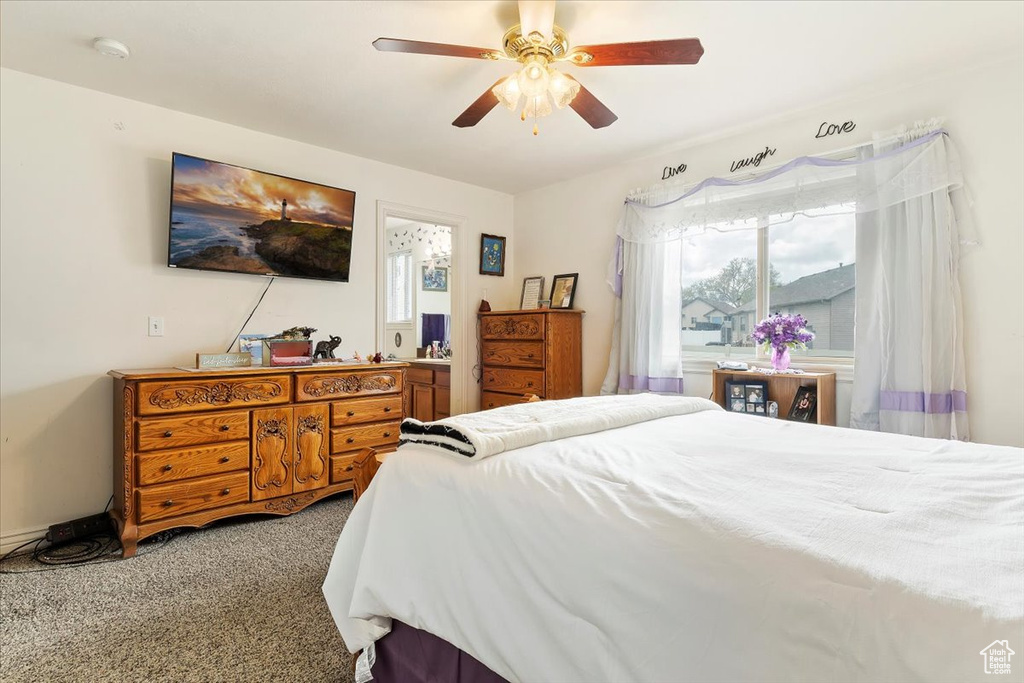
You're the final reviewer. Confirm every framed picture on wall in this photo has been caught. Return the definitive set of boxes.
[479,234,506,276]
[549,273,579,309]
[421,265,448,292]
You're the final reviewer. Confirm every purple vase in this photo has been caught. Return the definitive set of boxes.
[771,345,791,372]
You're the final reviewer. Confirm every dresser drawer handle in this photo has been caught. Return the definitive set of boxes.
[345,465,353,472]
[347,411,355,417]
[383,431,391,438]
[220,425,231,432]
[526,381,534,387]
[163,430,173,438]
[220,456,231,463]
[162,500,174,507]
[527,353,534,358]
[383,407,392,413]
[162,464,173,472]
[221,488,231,495]
[346,437,355,444]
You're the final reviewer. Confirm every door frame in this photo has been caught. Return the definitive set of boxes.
[376,201,468,416]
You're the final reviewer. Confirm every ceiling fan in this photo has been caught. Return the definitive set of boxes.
[373,0,704,135]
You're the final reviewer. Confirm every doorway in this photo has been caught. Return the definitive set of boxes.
[376,201,467,416]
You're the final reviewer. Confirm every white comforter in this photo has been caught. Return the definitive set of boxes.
[323,402,1024,682]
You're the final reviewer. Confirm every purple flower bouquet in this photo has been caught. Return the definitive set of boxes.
[751,313,815,371]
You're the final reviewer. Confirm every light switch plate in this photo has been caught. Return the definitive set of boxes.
[148,316,164,337]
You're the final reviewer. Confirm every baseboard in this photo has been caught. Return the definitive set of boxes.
[1,526,47,555]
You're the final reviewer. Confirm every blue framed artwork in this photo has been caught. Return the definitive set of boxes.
[479,233,506,276]
[422,265,448,292]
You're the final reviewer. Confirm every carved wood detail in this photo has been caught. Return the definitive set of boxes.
[302,373,397,398]
[253,415,289,493]
[123,385,133,516]
[147,380,285,410]
[294,409,327,489]
[264,491,317,512]
[480,315,544,340]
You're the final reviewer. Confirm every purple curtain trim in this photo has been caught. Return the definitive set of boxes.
[624,130,946,210]
[879,390,967,414]
[619,374,685,393]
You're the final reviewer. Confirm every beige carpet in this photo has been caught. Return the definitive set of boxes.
[0,495,355,682]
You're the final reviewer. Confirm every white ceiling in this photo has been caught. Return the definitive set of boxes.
[1,1,1022,194]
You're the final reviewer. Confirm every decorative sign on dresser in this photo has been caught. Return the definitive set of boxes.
[478,309,583,410]
[109,363,407,557]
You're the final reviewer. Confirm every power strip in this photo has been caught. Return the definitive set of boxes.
[46,513,113,546]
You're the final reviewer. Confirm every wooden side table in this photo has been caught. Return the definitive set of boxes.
[711,369,836,426]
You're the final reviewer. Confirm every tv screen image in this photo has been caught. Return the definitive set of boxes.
[168,153,355,282]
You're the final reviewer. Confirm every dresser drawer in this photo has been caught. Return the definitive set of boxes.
[295,370,402,402]
[329,454,358,484]
[331,420,401,454]
[137,471,250,523]
[137,411,250,452]
[481,391,532,410]
[480,314,545,340]
[331,395,402,427]
[482,367,544,395]
[137,376,290,415]
[482,341,544,368]
[137,441,249,485]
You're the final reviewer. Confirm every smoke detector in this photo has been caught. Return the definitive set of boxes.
[92,37,130,59]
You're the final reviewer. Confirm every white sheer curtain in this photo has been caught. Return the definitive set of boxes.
[603,123,974,439]
[850,123,972,439]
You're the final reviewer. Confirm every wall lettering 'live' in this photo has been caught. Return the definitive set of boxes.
[730,146,776,173]
[815,120,857,139]
[661,162,687,180]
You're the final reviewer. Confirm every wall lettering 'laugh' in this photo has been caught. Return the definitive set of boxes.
[730,146,776,174]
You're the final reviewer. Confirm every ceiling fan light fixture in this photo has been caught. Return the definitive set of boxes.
[516,55,550,98]
[492,75,522,110]
[522,93,552,119]
[547,68,580,109]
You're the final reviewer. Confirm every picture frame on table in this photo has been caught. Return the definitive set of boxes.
[549,273,579,309]
[421,265,448,292]
[479,234,506,276]
[788,386,818,422]
[520,276,545,310]
[725,380,769,416]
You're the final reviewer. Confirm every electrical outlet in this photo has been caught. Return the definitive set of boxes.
[148,316,164,337]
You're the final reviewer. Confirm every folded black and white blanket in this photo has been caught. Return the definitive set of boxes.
[399,394,721,460]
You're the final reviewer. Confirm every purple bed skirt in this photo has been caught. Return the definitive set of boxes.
[370,620,508,683]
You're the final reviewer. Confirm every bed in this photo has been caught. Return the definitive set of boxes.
[323,395,1024,683]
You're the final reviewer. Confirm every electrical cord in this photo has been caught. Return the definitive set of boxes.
[225,276,276,353]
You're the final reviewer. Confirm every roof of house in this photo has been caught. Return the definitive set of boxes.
[682,297,738,316]
[733,264,855,313]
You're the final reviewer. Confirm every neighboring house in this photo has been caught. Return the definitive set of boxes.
[732,264,855,351]
[681,297,739,344]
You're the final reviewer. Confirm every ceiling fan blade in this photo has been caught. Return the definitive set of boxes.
[565,75,617,129]
[373,37,501,60]
[567,38,704,66]
[518,0,556,41]
[452,79,507,128]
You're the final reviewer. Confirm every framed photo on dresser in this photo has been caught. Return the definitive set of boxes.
[549,273,578,309]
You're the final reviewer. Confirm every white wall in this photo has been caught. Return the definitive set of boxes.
[514,57,1024,448]
[0,69,516,546]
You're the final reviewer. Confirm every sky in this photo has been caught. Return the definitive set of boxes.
[171,154,355,227]
[679,209,856,290]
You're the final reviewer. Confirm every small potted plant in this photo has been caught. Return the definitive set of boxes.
[751,313,815,372]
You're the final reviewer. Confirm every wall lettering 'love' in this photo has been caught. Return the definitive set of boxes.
[815,120,856,139]
[730,146,776,174]
[662,163,687,180]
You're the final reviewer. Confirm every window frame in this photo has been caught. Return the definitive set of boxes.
[385,250,413,325]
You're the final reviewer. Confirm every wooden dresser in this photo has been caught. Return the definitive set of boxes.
[405,360,451,422]
[110,363,406,557]
[479,309,583,409]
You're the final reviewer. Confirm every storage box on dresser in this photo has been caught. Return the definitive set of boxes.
[110,363,406,557]
[479,309,583,409]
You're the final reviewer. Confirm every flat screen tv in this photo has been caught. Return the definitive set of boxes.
[168,153,355,282]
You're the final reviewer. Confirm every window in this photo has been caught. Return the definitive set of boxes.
[677,207,855,359]
[386,251,412,324]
